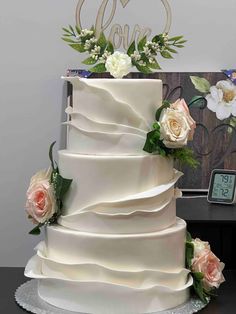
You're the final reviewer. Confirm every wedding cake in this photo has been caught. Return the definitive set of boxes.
[23,19,225,314]
[25,77,193,313]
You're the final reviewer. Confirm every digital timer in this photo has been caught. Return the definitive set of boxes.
[207,169,236,204]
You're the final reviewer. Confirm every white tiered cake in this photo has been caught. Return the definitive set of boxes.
[25,78,193,314]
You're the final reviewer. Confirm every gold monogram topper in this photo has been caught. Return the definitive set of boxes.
[62,0,186,75]
[76,0,172,50]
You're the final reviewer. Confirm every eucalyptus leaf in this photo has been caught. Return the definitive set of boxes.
[82,57,97,65]
[127,41,136,56]
[190,76,211,93]
[89,63,106,73]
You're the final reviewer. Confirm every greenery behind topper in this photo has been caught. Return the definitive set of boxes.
[62,25,186,74]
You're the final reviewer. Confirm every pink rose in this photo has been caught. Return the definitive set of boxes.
[171,99,196,140]
[26,169,56,224]
[192,250,225,291]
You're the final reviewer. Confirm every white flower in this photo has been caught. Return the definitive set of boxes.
[192,238,211,259]
[105,51,132,79]
[159,108,191,148]
[206,80,236,120]
[131,51,141,62]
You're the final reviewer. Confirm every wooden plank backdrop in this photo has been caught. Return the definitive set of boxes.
[68,72,236,189]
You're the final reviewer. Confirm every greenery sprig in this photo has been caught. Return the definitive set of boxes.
[62,25,186,74]
[29,142,73,235]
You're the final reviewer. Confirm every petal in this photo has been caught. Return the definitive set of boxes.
[206,95,217,112]
[216,103,232,120]
[210,86,220,101]
[216,80,235,91]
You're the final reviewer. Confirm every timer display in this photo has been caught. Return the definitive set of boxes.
[208,170,236,204]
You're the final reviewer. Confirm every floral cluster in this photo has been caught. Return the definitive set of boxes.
[143,98,198,168]
[62,25,186,78]
[190,76,236,128]
[26,142,72,235]
[186,232,225,303]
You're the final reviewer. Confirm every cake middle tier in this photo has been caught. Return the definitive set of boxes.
[58,150,176,217]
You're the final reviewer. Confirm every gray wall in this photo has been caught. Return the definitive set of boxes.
[0,0,235,266]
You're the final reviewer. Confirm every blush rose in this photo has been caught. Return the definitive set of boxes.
[26,169,56,224]
[192,250,225,291]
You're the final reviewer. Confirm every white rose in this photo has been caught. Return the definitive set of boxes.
[26,169,56,224]
[105,51,132,79]
[159,108,191,148]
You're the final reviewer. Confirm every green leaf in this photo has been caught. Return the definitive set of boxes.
[186,231,192,242]
[82,57,97,65]
[127,41,136,56]
[138,36,147,52]
[143,130,158,153]
[49,141,56,171]
[160,50,173,59]
[155,102,170,121]
[174,44,185,48]
[152,34,163,43]
[69,25,75,34]
[90,25,95,32]
[165,46,177,53]
[69,43,86,52]
[62,37,77,43]
[75,25,81,35]
[185,241,194,269]
[89,63,106,73]
[29,223,44,235]
[190,76,211,93]
[193,272,205,281]
[193,277,208,304]
[106,41,114,54]
[62,27,72,34]
[169,35,184,42]
[52,173,73,200]
[97,32,107,49]
[172,147,199,169]
[135,63,152,74]
[188,96,207,108]
[148,59,161,70]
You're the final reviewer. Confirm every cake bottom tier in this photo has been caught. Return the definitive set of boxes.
[25,218,192,313]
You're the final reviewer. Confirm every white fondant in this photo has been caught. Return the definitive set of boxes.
[58,198,176,234]
[58,150,174,215]
[63,77,149,130]
[45,218,186,271]
[37,277,192,314]
[65,122,146,155]
[25,253,190,289]
[63,77,162,130]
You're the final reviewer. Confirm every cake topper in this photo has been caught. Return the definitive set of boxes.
[62,0,186,77]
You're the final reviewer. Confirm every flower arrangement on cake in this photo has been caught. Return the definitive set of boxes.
[62,25,186,76]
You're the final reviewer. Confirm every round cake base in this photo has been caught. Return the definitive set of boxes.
[15,280,209,314]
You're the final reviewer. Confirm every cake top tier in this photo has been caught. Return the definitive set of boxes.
[63,77,162,155]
